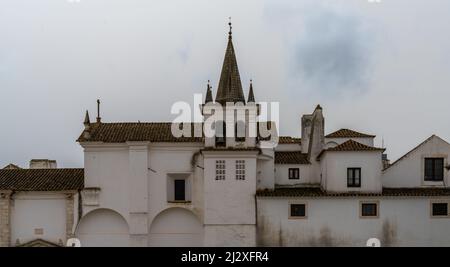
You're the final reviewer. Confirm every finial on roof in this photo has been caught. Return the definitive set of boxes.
[315,104,322,110]
[96,99,101,123]
[84,110,90,127]
[205,80,213,103]
[248,79,255,103]
[228,17,232,39]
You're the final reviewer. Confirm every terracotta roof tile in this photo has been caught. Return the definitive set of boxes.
[256,187,450,197]
[278,136,301,144]
[78,122,277,143]
[317,139,384,160]
[325,128,375,138]
[78,122,203,143]
[275,151,310,164]
[0,168,84,191]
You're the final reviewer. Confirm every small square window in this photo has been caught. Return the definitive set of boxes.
[290,204,306,218]
[347,168,361,188]
[361,202,378,218]
[289,168,300,180]
[432,202,448,217]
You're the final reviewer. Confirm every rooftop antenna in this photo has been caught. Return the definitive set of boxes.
[96,99,101,123]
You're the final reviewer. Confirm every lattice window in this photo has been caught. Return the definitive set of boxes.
[215,160,226,180]
[235,160,246,180]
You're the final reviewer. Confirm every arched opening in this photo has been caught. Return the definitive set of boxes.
[76,208,129,247]
[149,208,203,247]
[325,141,339,149]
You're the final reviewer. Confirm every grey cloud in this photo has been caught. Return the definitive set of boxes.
[292,9,375,95]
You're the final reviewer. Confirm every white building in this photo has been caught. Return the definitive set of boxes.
[1,25,450,247]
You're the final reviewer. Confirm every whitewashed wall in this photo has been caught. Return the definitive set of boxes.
[11,192,66,246]
[257,197,450,246]
[275,164,312,186]
[320,151,383,192]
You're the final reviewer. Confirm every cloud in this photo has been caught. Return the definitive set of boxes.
[295,10,374,95]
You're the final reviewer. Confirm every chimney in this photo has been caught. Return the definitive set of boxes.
[29,159,57,169]
[382,154,390,169]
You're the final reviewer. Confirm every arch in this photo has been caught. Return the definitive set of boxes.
[149,208,203,247]
[76,208,130,247]
[325,141,339,149]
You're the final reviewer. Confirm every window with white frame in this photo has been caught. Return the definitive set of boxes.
[236,160,246,180]
[215,160,226,180]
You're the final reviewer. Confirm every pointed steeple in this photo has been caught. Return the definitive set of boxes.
[205,80,213,103]
[247,79,255,103]
[215,19,246,105]
[84,110,91,127]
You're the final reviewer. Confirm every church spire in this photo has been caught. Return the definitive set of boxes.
[247,79,255,103]
[205,80,213,103]
[215,19,246,105]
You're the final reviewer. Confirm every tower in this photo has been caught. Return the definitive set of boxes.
[201,20,259,246]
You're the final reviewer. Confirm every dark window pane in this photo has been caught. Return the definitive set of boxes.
[347,168,361,187]
[361,203,377,217]
[425,159,433,180]
[432,203,448,216]
[425,158,444,181]
[290,204,306,217]
[174,180,185,201]
[289,168,299,179]
[435,159,444,181]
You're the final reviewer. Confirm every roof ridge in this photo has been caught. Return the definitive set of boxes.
[325,128,375,138]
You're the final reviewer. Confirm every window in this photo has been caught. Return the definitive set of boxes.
[215,160,226,180]
[425,158,444,181]
[347,168,361,188]
[215,121,226,147]
[431,202,448,217]
[235,121,246,142]
[289,168,300,179]
[174,179,185,201]
[360,202,378,218]
[290,204,306,218]
[236,160,245,180]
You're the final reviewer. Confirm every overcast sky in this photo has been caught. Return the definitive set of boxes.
[1,0,449,168]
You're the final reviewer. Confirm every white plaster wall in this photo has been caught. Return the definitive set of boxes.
[257,197,450,246]
[325,137,374,147]
[321,151,383,193]
[256,148,275,190]
[149,207,203,247]
[76,208,130,247]
[83,145,131,219]
[204,225,256,246]
[203,153,257,225]
[275,164,312,186]
[11,192,66,245]
[383,136,450,188]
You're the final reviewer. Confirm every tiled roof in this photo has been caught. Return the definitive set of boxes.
[317,139,384,159]
[2,163,21,169]
[78,122,204,143]
[256,187,450,197]
[275,151,310,164]
[78,122,277,143]
[278,136,301,144]
[0,168,84,191]
[325,128,375,138]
